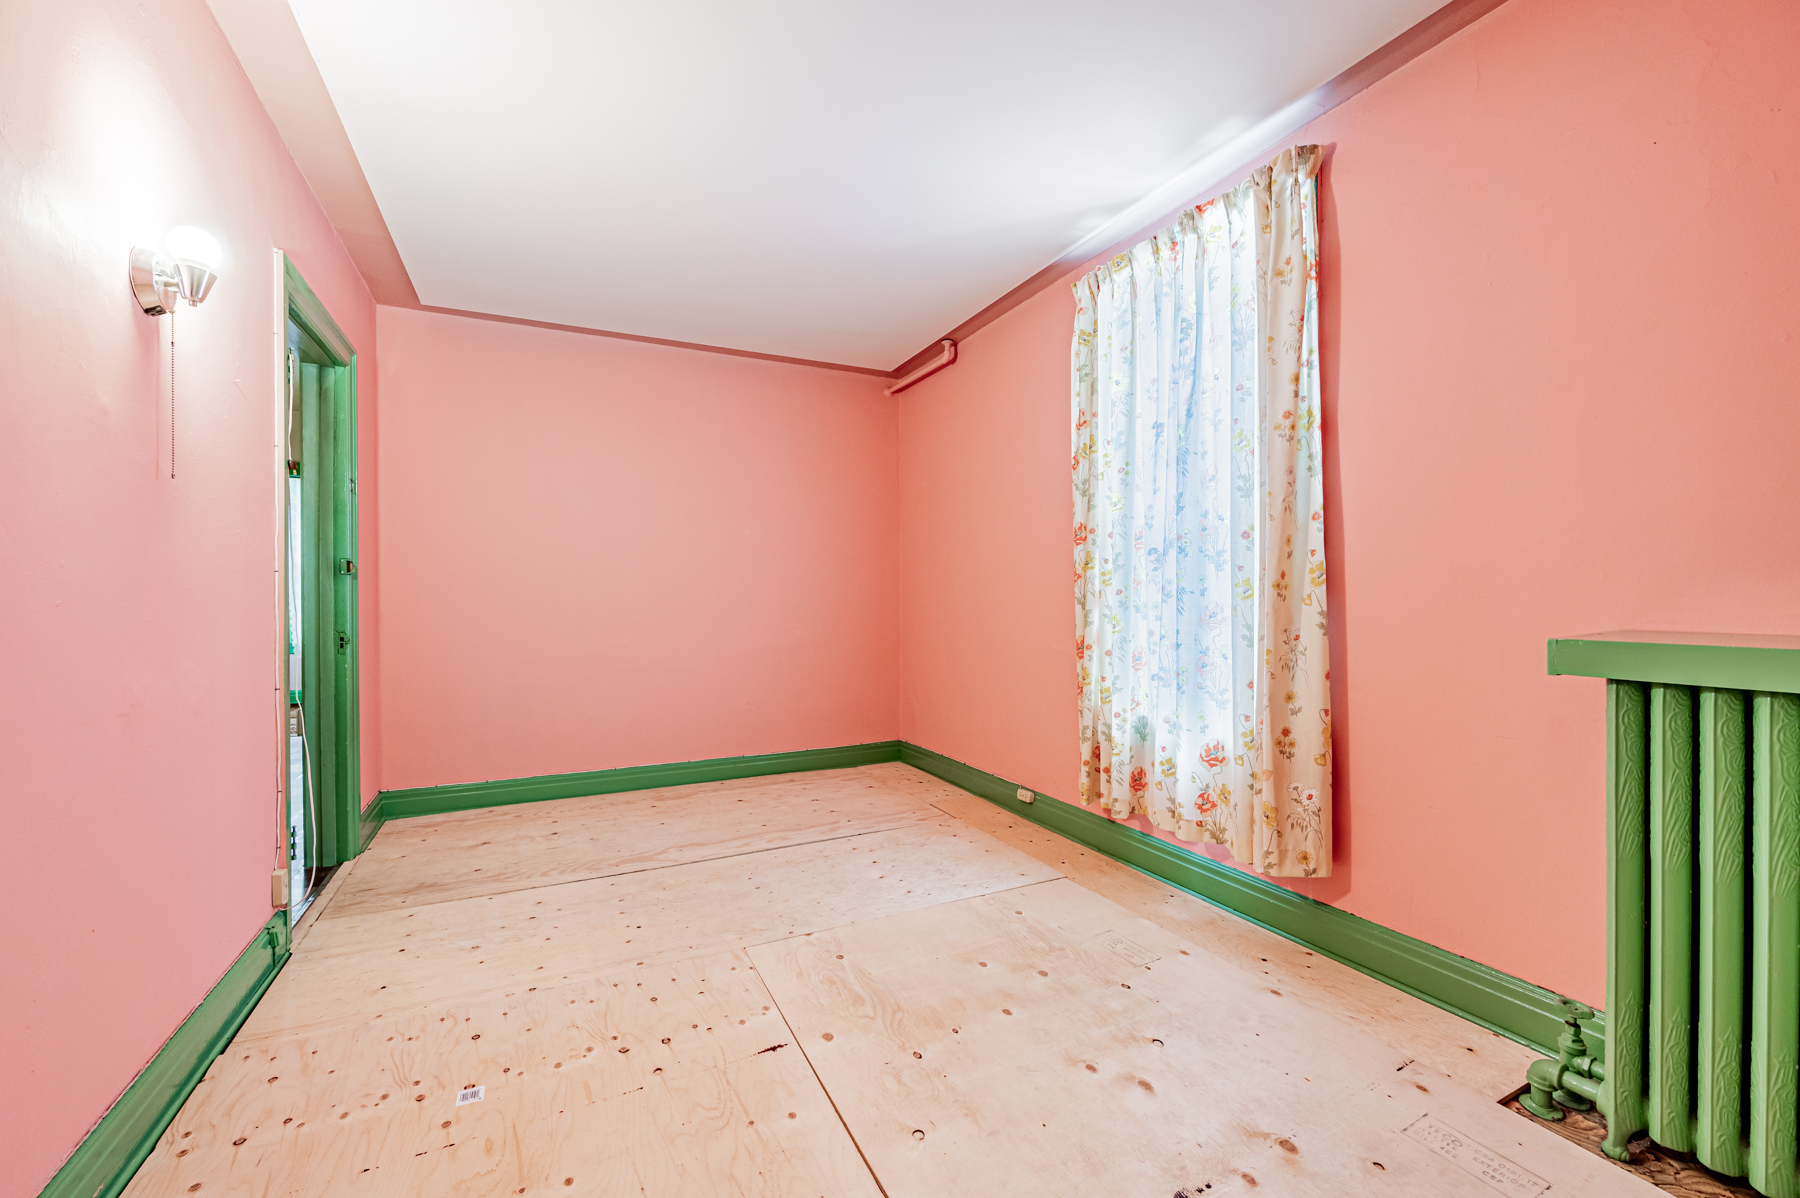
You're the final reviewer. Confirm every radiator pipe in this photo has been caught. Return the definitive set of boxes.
[885,339,957,395]
[1559,1068,1602,1105]
[1520,1003,1610,1132]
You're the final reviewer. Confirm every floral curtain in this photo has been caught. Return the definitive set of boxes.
[1071,146,1329,877]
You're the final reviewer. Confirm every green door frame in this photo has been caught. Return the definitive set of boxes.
[275,251,362,869]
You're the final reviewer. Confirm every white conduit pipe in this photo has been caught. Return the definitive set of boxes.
[886,339,957,395]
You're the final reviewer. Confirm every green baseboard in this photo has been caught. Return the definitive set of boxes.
[377,738,1594,1058]
[359,792,385,852]
[895,741,1598,1061]
[38,913,291,1198]
[381,738,1593,1059]
[378,740,907,820]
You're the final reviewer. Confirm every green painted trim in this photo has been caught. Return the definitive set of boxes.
[1549,633,1800,695]
[359,793,385,852]
[280,252,362,867]
[281,254,355,362]
[328,355,360,864]
[37,914,290,1198]
[896,741,1597,1060]
[375,735,1595,1061]
[379,741,906,821]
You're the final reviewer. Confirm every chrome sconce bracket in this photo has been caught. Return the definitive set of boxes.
[129,246,181,316]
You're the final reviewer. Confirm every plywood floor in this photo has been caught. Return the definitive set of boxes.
[125,763,1657,1197]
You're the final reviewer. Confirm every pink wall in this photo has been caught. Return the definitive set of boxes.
[0,0,381,1191]
[898,0,1800,1006]
[12,4,1798,1187]
[375,307,898,790]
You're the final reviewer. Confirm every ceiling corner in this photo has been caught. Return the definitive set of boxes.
[205,0,420,307]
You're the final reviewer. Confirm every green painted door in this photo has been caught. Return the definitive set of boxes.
[285,308,359,912]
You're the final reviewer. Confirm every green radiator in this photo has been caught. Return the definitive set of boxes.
[1524,632,1800,1195]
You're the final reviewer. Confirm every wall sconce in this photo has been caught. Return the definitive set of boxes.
[133,226,222,480]
[130,226,223,315]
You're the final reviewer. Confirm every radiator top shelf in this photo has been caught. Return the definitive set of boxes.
[1548,630,1800,694]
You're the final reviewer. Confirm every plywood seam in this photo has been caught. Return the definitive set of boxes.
[323,820,951,925]
[750,945,896,1198]
[267,879,1076,1046]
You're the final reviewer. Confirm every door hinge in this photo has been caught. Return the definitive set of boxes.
[289,827,298,859]
[337,630,351,654]
[338,559,356,577]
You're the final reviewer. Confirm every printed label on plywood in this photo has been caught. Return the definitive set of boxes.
[1401,1114,1548,1197]
[1093,929,1160,967]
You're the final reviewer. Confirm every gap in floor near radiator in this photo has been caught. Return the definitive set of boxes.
[1502,1093,1763,1198]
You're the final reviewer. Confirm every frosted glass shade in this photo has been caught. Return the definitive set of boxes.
[165,225,222,270]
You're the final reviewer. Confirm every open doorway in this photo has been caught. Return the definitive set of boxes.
[278,254,361,919]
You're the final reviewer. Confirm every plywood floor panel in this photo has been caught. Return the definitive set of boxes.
[132,763,1643,1197]
[239,817,1060,1041]
[289,855,359,951]
[334,765,943,917]
[913,775,1541,1101]
[750,879,1650,1198]
[124,951,882,1198]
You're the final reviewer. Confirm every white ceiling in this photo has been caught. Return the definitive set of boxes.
[288,0,1449,369]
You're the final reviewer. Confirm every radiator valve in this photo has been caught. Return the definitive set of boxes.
[1520,1002,1602,1126]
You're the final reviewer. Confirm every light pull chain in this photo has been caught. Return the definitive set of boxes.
[169,306,177,479]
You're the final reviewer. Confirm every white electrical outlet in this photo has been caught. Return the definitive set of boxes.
[1016,787,1034,804]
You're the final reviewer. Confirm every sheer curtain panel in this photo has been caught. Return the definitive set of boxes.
[1071,146,1329,878]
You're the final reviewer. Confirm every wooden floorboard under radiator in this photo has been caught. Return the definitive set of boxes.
[1501,1095,1763,1197]
[125,762,1663,1197]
